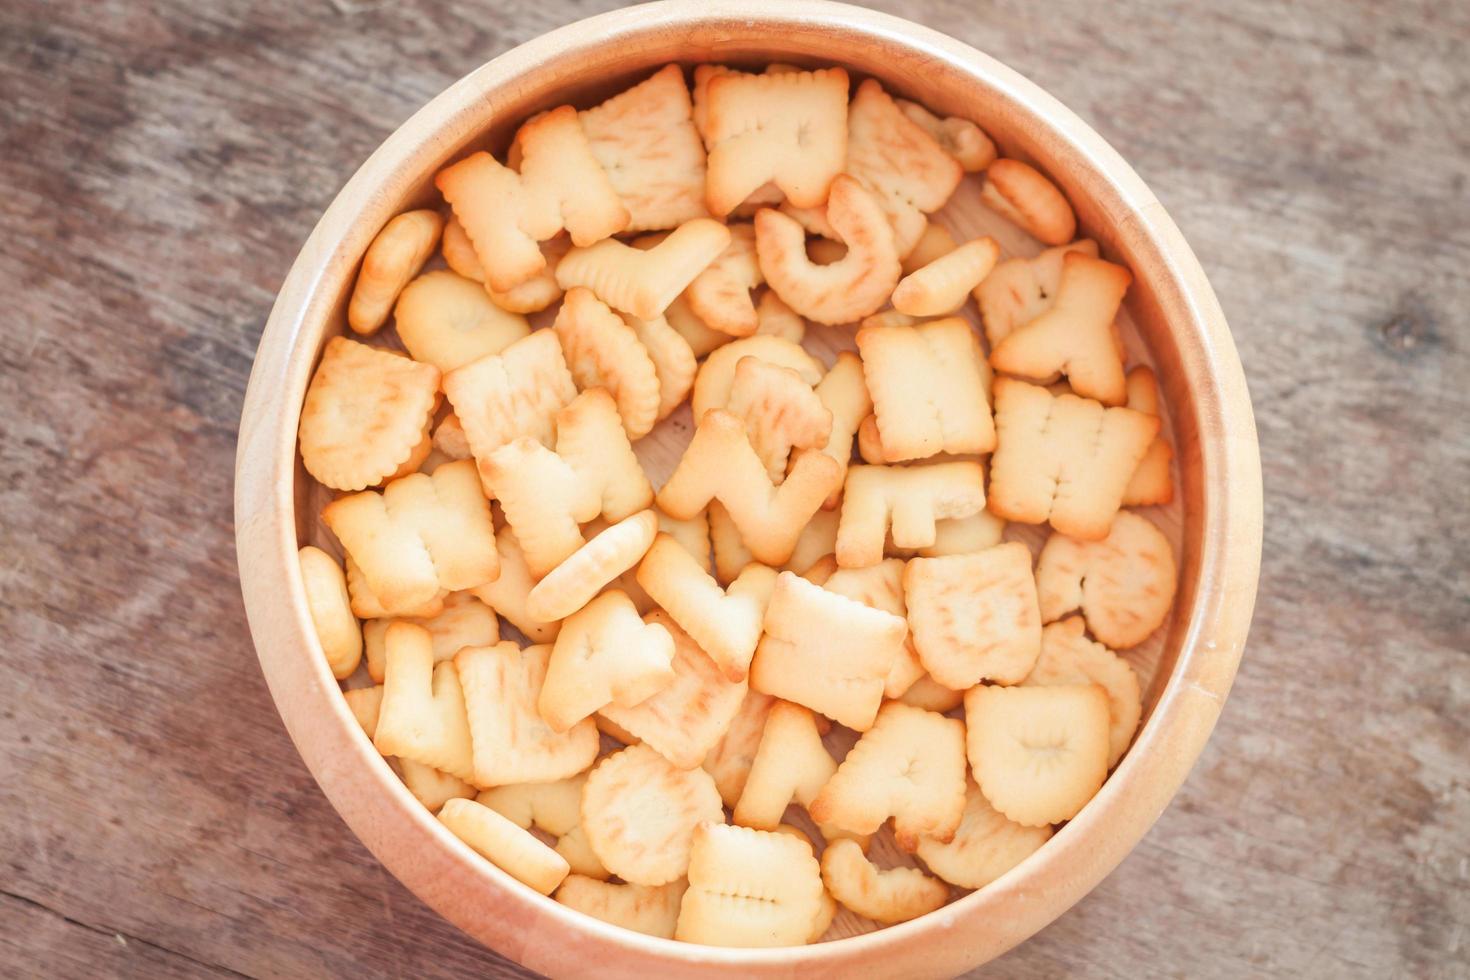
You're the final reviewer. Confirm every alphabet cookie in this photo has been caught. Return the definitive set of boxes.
[904,543,1044,689]
[987,378,1158,541]
[1035,510,1177,649]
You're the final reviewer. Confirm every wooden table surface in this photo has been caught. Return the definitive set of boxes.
[3,0,1466,976]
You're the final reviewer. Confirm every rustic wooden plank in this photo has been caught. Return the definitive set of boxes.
[0,893,245,980]
[1,0,1466,977]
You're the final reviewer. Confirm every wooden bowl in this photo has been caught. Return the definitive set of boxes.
[235,1,1262,975]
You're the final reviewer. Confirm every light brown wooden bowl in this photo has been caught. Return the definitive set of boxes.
[234,1,1262,975]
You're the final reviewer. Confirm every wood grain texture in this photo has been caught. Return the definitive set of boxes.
[0,2,1463,980]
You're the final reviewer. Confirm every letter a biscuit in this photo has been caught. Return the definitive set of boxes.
[808,701,966,849]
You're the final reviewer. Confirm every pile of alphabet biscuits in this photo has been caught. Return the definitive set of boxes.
[294,63,1179,946]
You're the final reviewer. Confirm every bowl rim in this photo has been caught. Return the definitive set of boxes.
[234,1,1262,974]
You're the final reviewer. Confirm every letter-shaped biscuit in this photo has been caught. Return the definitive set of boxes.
[347,684,476,813]
[904,542,1043,688]
[298,545,361,679]
[822,560,925,699]
[902,220,959,276]
[484,388,654,578]
[691,334,823,422]
[894,98,997,172]
[808,701,967,849]
[987,378,1159,540]
[979,158,1076,246]
[844,79,964,258]
[439,798,570,896]
[552,288,662,438]
[636,533,777,682]
[556,875,687,939]
[629,313,698,421]
[813,351,872,508]
[973,239,1099,348]
[892,237,1000,316]
[455,642,600,787]
[836,461,988,568]
[442,329,579,475]
[657,410,843,567]
[607,506,714,616]
[675,823,825,947]
[732,701,836,830]
[394,269,530,373]
[399,759,477,814]
[557,218,732,321]
[470,527,560,644]
[478,774,607,879]
[702,690,776,807]
[1121,366,1175,506]
[857,318,995,461]
[435,107,628,292]
[725,356,833,481]
[598,611,749,770]
[298,336,440,492]
[344,554,445,620]
[1025,617,1142,768]
[579,64,708,233]
[965,684,1109,826]
[347,209,443,336]
[582,744,724,886]
[539,589,675,732]
[991,252,1133,405]
[897,674,965,713]
[663,288,802,359]
[914,778,1052,889]
[440,215,567,313]
[525,510,660,622]
[755,175,901,325]
[684,222,763,337]
[883,508,1008,560]
[703,67,850,216]
[373,623,476,782]
[708,500,839,585]
[820,838,948,925]
[431,412,470,461]
[1035,510,1177,649]
[322,459,498,612]
[749,572,907,731]
[362,590,499,684]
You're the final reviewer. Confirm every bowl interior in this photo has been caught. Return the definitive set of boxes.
[241,2,1259,975]
[295,53,1198,720]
